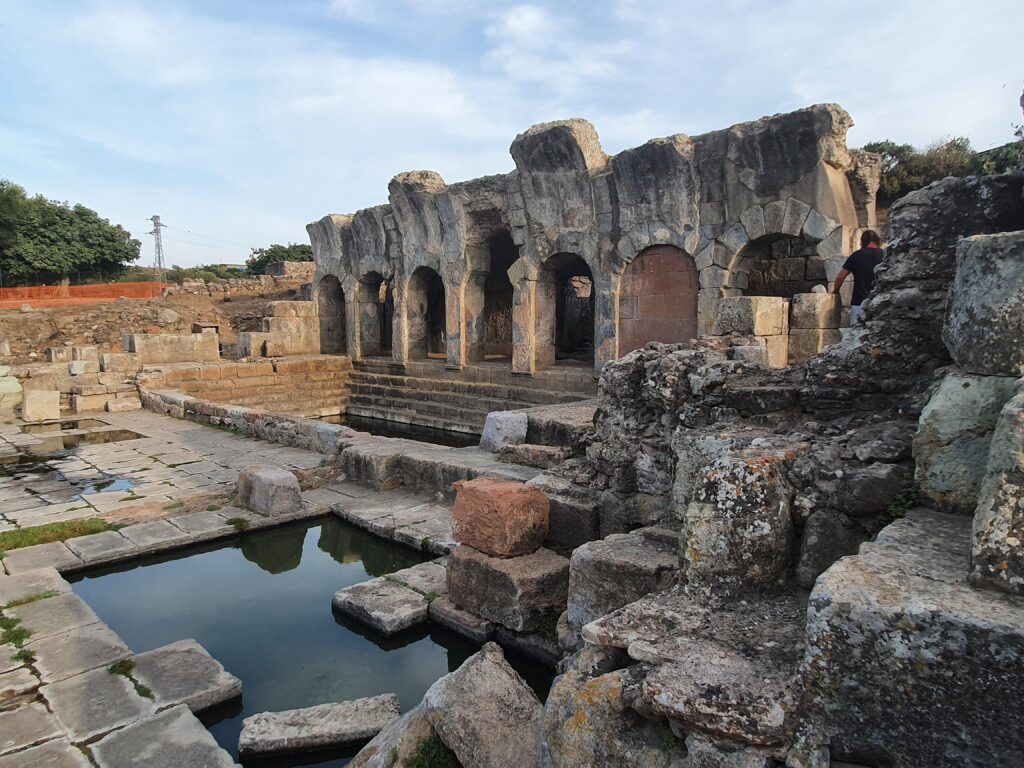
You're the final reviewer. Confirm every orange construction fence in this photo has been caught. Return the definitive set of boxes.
[0,281,170,309]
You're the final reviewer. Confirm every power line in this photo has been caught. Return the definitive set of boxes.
[164,236,244,251]
[164,225,252,249]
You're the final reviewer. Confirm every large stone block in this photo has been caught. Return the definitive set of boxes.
[804,510,1024,767]
[21,389,60,422]
[447,545,569,632]
[970,384,1024,593]
[943,231,1024,376]
[712,297,789,336]
[789,293,841,329]
[452,477,549,558]
[68,360,100,375]
[125,332,220,364]
[787,328,840,364]
[567,529,678,631]
[914,369,1018,513]
[238,465,301,516]
[479,410,528,452]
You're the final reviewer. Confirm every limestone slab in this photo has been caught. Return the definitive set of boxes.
[0,568,69,605]
[0,703,62,756]
[166,510,234,540]
[0,666,40,704]
[119,520,192,554]
[44,665,156,742]
[332,578,428,636]
[21,390,60,423]
[789,292,841,329]
[238,464,302,516]
[65,531,139,565]
[92,704,235,768]
[132,639,242,713]
[428,596,494,643]
[1,543,83,575]
[386,560,448,597]
[29,623,131,683]
[0,738,91,768]
[8,592,100,639]
[238,694,402,757]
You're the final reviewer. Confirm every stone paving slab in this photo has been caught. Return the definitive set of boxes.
[238,694,402,757]
[332,577,428,636]
[0,703,62,756]
[0,737,91,768]
[428,596,494,644]
[387,561,448,597]
[65,531,139,566]
[8,592,101,640]
[132,639,242,713]
[2,543,83,575]
[44,665,157,743]
[167,510,235,540]
[120,520,192,553]
[0,666,40,705]
[91,704,236,768]
[0,568,69,606]
[29,622,131,683]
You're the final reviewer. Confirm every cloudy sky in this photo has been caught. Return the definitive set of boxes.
[1,0,1021,268]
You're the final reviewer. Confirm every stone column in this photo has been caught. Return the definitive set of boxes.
[342,275,360,360]
[444,265,463,370]
[463,272,488,364]
[534,272,558,369]
[391,274,409,365]
[593,273,619,373]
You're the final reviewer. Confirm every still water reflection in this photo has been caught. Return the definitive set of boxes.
[71,517,553,767]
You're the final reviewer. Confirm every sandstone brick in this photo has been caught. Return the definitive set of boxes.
[789,293,841,329]
[22,389,60,421]
[68,360,100,375]
[447,545,569,632]
[452,477,549,558]
[787,328,841,364]
[72,393,110,412]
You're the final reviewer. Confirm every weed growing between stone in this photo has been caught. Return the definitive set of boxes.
[4,589,58,609]
[225,517,249,532]
[0,519,114,555]
[11,648,35,665]
[406,732,458,768]
[0,621,30,647]
[108,657,154,699]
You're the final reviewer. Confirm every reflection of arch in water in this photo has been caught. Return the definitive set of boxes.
[407,266,446,359]
[316,275,346,353]
[536,253,594,367]
[239,527,306,574]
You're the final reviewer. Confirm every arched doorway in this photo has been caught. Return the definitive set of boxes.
[358,272,393,357]
[618,245,697,356]
[739,234,824,298]
[407,266,446,359]
[316,275,346,354]
[483,231,517,361]
[537,253,594,367]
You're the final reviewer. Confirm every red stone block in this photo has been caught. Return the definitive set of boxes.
[452,477,550,558]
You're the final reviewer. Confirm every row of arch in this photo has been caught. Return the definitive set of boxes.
[316,229,830,369]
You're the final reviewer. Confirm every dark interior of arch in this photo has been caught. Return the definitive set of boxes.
[359,272,393,356]
[546,253,594,362]
[408,267,446,358]
[317,276,346,354]
[483,230,517,358]
[742,234,826,298]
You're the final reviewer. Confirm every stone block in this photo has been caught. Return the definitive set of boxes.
[8,592,101,640]
[132,639,242,712]
[91,705,235,768]
[0,704,62,757]
[72,393,110,413]
[239,695,401,757]
[447,545,569,632]
[970,386,1024,593]
[125,332,220,364]
[428,596,495,643]
[28,623,130,683]
[0,738,91,768]
[452,476,549,558]
[479,410,528,452]
[268,300,317,318]
[803,510,1024,767]
[731,344,768,368]
[238,465,301,516]
[66,531,139,565]
[789,293,841,329]
[713,296,789,336]
[71,346,98,361]
[68,360,100,375]
[21,389,60,422]
[831,462,912,519]
[99,353,140,373]
[1,542,82,574]
[567,530,678,631]
[45,347,71,363]
[106,397,141,412]
[943,231,1024,376]
[44,665,156,742]
[499,443,569,469]
[332,577,428,636]
[120,520,191,553]
[914,370,1018,513]
[0,567,70,606]
[795,510,868,588]
[787,328,840,364]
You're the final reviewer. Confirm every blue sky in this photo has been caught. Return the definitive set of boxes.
[2,0,1022,268]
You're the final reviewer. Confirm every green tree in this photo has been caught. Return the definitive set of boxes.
[0,180,140,285]
[246,242,313,275]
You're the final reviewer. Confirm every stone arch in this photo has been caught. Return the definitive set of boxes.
[407,266,446,359]
[483,230,518,360]
[316,275,346,354]
[357,271,393,357]
[537,252,594,367]
[618,244,698,355]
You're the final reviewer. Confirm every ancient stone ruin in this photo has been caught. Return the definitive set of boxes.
[0,104,1022,768]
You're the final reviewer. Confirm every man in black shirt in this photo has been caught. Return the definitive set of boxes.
[833,230,884,323]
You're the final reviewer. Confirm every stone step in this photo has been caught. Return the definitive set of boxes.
[344,402,480,435]
[346,394,491,431]
[347,381,538,413]
[582,585,808,750]
[347,370,584,406]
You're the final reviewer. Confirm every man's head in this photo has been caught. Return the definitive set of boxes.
[860,230,881,248]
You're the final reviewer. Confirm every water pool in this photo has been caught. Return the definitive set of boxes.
[70,517,553,766]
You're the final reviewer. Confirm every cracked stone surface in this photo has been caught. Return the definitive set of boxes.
[42,666,156,742]
[332,577,428,636]
[132,639,242,713]
[91,704,236,768]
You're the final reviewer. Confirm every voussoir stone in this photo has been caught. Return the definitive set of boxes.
[238,694,402,757]
[447,545,569,632]
[452,476,549,558]
[238,464,302,516]
[132,639,242,713]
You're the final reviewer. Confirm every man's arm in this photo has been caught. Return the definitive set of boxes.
[833,268,850,294]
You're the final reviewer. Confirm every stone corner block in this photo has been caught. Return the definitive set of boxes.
[238,465,301,516]
[21,389,60,422]
[452,477,550,558]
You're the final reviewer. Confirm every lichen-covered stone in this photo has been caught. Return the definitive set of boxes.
[713,297,789,336]
[452,476,549,558]
[830,462,912,519]
[943,230,1024,376]
[795,511,867,588]
[970,384,1024,593]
